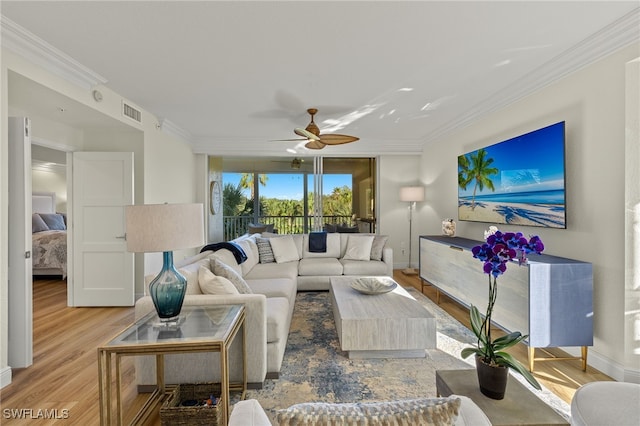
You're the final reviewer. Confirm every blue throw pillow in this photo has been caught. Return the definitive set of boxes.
[39,213,66,231]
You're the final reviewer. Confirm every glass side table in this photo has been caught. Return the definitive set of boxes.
[98,304,246,426]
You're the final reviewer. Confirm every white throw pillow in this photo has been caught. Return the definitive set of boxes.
[198,266,239,295]
[342,235,375,261]
[269,235,301,263]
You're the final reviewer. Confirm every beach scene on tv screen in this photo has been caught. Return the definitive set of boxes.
[458,122,566,229]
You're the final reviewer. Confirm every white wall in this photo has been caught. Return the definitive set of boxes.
[624,58,640,381]
[0,47,201,387]
[32,167,67,211]
[378,155,423,269]
[419,43,640,381]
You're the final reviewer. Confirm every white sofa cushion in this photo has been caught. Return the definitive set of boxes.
[269,235,301,263]
[198,266,238,295]
[298,258,344,276]
[247,278,296,299]
[341,259,389,276]
[212,258,253,294]
[302,233,341,258]
[245,261,299,281]
[342,235,375,261]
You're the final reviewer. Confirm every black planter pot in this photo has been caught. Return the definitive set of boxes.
[476,356,509,400]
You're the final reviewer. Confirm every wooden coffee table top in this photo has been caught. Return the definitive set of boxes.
[436,369,569,426]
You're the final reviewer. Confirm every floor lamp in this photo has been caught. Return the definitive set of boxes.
[400,186,424,275]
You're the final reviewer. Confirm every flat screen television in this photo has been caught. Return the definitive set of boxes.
[457,121,566,229]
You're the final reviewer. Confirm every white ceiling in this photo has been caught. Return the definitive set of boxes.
[2,1,639,157]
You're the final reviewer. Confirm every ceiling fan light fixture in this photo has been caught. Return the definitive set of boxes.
[291,158,302,169]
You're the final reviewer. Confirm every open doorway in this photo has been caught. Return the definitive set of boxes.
[31,145,68,281]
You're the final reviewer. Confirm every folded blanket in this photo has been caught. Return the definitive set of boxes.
[309,231,327,253]
[200,241,247,264]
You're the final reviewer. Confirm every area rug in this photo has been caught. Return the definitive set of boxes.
[243,287,571,423]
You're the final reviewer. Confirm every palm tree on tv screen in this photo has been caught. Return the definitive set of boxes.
[459,148,498,210]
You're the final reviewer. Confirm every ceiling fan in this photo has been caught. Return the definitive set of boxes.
[275,108,359,150]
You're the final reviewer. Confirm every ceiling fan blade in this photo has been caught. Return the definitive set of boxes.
[305,140,326,150]
[294,127,321,141]
[318,134,360,145]
[270,138,306,142]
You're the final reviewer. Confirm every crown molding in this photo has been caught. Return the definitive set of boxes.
[160,119,193,144]
[427,7,640,143]
[1,15,107,89]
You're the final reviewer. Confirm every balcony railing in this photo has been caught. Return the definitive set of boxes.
[223,215,353,241]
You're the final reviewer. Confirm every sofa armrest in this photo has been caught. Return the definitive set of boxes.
[134,293,269,383]
[382,246,393,276]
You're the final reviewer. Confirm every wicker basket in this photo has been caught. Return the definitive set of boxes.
[160,383,222,426]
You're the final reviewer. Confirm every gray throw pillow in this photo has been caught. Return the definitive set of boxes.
[256,237,275,264]
[211,258,253,294]
[39,213,66,231]
[32,213,50,233]
[370,235,388,261]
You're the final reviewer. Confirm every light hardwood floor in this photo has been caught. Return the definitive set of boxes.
[1,274,612,425]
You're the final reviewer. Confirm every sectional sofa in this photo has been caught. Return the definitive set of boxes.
[134,232,393,389]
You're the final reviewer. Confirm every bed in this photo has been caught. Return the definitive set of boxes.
[32,192,67,278]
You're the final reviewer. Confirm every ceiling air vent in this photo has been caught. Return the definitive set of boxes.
[122,101,142,123]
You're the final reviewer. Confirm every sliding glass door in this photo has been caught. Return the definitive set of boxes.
[221,156,376,239]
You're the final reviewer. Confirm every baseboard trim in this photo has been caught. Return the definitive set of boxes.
[0,366,12,389]
[562,346,634,382]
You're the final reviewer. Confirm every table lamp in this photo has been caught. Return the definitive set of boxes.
[125,203,204,323]
[399,186,425,275]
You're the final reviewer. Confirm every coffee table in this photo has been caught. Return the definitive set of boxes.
[329,276,436,358]
[98,305,246,426]
[436,369,569,426]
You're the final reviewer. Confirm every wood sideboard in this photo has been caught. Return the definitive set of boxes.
[419,235,593,371]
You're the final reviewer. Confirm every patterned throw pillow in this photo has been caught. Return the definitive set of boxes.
[211,258,253,294]
[275,397,461,426]
[256,237,275,264]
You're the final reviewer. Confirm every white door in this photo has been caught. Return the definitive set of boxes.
[70,152,134,306]
[7,117,33,368]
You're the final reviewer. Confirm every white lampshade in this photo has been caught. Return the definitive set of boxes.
[125,203,204,253]
[399,186,425,202]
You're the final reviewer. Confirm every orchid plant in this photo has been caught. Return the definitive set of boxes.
[461,228,544,390]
